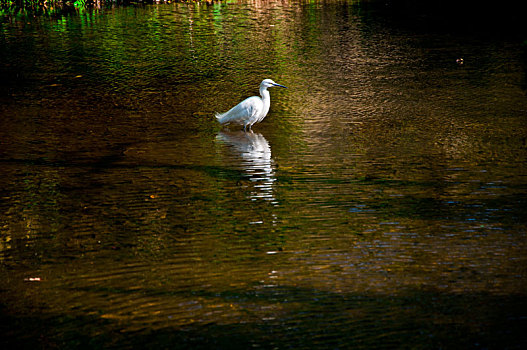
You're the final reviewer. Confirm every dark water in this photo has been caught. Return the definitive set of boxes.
[1,1,527,349]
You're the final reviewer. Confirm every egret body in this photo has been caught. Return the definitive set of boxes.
[216,79,287,131]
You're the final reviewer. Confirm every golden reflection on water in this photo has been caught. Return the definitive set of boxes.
[1,1,527,348]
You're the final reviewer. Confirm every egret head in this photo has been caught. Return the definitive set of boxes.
[261,79,287,89]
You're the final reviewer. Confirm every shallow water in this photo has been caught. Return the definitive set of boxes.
[1,1,527,349]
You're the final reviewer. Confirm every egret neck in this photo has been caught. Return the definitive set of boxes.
[259,85,271,123]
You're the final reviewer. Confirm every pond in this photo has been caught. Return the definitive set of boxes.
[1,1,526,348]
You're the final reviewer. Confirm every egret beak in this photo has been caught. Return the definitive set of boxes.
[272,83,287,88]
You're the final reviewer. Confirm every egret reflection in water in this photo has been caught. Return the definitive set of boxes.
[216,131,276,203]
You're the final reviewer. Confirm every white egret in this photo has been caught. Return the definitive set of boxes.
[215,79,287,131]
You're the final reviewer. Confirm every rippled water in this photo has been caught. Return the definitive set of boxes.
[1,1,527,349]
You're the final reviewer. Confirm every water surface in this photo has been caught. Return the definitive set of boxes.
[1,1,526,349]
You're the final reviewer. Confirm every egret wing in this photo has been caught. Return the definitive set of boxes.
[216,96,263,125]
